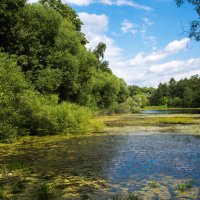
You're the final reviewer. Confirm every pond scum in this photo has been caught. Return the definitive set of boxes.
[0,114,200,199]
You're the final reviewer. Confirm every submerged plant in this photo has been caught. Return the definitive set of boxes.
[149,180,159,188]
[5,161,27,171]
[176,180,192,192]
[113,192,141,200]
[33,183,56,200]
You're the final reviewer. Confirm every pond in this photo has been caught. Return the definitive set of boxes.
[140,109,200,114]
[0,114,200,200]
[65,132,200,199]
[1,131,200,199]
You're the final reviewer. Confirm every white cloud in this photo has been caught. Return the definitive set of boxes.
[79,12,198,87]
[113,57,200,87]
[164,38,189,54]
[115,0,152,10]
[121,20,137,34]
[100,0,113,4]
[149,58,200,73]
[79,12,108,33]
[28,0,152,10]
[109,37,199,87]
[139,21,157,51]
[69,0,153,10]
[128,38,190,66]
[78,12,122,61]
[63,0,94,6]
[142,18,154,26]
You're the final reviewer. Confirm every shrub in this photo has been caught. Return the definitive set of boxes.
[0,52,101,141]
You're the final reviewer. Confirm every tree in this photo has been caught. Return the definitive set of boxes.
[39,0,87,44]
[93,42,107,61]
[176,0,200,41]
[0,0,26,53]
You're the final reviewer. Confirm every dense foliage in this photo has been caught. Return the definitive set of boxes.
[0,0,135,141]
[1,0,199,141]
[150,76,200,108]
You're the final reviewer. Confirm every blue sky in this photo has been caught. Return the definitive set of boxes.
[29,0,200,87]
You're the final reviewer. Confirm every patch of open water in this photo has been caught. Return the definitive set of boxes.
[57,132,200,198]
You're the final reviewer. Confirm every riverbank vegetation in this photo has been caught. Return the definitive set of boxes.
[0,0,133,142]
[1,0,200,142]
[98,113,200,135]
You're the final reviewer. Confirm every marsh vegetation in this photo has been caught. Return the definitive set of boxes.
[0,113,200,199]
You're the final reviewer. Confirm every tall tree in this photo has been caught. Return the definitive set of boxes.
[93,42,107,61]
[39,0,87,44]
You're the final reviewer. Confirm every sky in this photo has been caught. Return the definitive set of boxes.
[29,0,200,87]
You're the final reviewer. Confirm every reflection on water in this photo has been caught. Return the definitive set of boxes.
[107,133,200,184]
[1,132,200,199]
[140,109,200,114]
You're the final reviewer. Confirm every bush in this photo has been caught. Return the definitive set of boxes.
[0,52,101,141]
[115,102,130,114]
[17,91,99,136]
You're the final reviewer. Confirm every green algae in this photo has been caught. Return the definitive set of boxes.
[0,114,200,199]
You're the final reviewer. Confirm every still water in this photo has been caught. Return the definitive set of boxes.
[31,132,200,199]
[1,131,200,199]
[140,109,200,114]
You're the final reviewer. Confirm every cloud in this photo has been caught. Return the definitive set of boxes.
[164,38,189,54]
[64,0,152,10]
[121,20,137,34]
[78,12,122,60]
[138,19,157,51]
[63,0,94,6]
[114,0,152,11]
[109,37,199,87]
[79,13,198,87]
[149,58,200,74]
[142,18,154,26]
[79,12,108,33]
[100,0,113,5]
[128,38,190,66]
[113,57,200,87]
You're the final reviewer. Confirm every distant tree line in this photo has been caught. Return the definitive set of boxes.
[149,75,200,108]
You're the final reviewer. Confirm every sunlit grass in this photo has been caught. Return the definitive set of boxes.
[98,114,198,128]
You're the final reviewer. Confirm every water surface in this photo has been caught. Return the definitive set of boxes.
[140,109,200,114]
[1,131,200,199]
